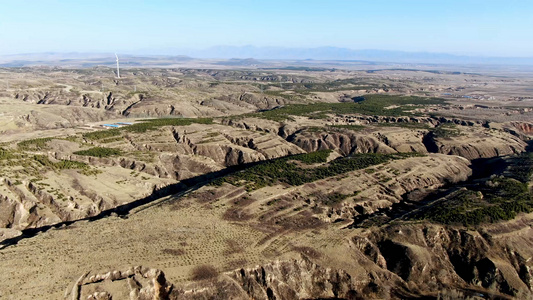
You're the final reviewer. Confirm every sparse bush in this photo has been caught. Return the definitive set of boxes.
[55,160,89,170]
[17,137,53,150]
[432,125,461,138]
[33,155,55,168]
[162,248,185,256]
[293,246,321,259]
[0,148,14,160]
[33,155,89,171]
[329,124,366,131]
[313,191,350,207]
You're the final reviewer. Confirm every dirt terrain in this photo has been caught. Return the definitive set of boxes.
[0,65,532,299]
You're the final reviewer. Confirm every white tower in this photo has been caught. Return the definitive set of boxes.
[115,53,120,78]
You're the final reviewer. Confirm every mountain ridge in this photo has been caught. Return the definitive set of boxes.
[2,46,533,66]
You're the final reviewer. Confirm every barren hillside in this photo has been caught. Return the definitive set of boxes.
[0,66,532,300]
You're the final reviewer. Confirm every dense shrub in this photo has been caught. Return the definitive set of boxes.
[213,151,423,191]
[432,124,461,138]
[124,118,213,133]
[250,94,445,121]
[74,147,122,157]
[291,149,331,164]
[410,155,533,227]
[82,129,121,140]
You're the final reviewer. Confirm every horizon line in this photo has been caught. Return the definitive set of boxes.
[1,46,533,60]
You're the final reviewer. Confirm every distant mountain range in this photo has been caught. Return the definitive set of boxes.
[178,46,533,65]
[1,46,532,66]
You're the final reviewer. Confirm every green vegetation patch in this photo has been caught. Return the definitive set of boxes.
[100,136,124,144]
[82,118,214,141]
[376,122,432,130]
[74,147,122,157]
[17,137,53,151]
[250,95,445,122]
[432,124,462,138]
[124,118,213,133]
[33,155,89,170]
[83,129,121,140]
[0,148,15,160]
[265,78,373,93]
[262,90,306,101]
[212,150,423,191]
[329,124,367,131]
[303,125,366,135]
[313,192,351,207]
[291,149,332,164]
[507,152,533,183]
[410,153,533,226]
[54,160,89,170]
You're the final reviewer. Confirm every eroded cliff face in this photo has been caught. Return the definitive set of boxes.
[303,154,472,223]
[68,217,533,300]
[353,219,533,298]
[174,259,358,300]
[67,259,358,300]
[329,114,482,128]
[223,116,528,161]
[289,131,396,155]
[1,115,529,235]
[422,128,528,160]
[511,122,533,136]
[65,266,172,300]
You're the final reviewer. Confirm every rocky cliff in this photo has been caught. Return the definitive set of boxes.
[68,216,533,299]
[352,219,533,298]
[422,128,527,160]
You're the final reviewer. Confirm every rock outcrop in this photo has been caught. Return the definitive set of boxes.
[65,266,172,300]
[289,131,395,155]
[511,122,533,136]
[354,219,533,298]
[70,259,358,300]
[67,216,533,300]
[422,127,527,160]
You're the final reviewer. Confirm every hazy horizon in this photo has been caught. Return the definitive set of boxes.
[3,45,533,59]
[1,0,532,58]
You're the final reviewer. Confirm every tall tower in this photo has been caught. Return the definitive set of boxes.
[115,53,120,78]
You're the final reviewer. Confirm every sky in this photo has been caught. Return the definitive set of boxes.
[1,0,532,57]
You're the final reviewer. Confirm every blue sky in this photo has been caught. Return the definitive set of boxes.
[1,0,532,57]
